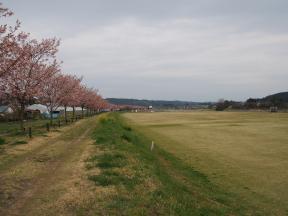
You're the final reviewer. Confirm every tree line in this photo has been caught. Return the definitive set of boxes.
[215,93,288,111]
[0,3,110,129]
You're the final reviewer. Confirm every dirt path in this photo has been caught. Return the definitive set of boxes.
[0,116,99,216]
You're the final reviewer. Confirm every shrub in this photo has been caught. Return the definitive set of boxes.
[0,137,5,145]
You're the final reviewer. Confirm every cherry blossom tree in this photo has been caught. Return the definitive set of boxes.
[0,2,24,78]
[84,88,100,116]
[39,72,67,124]
[87,89,109,114]
[76,86,90,118]
[59,75,82,122]
[0,2,109,129]
[0,35,61,129]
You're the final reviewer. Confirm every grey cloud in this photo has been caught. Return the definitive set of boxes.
[2,0,288,101]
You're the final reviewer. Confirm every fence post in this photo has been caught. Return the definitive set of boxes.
[58,120,61,127]
[28,127,32,138]
[46,123,50,132]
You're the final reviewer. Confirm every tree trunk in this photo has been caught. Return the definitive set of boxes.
[81,106,84,118]
[50,110,53,125]
[72,106,75,120]
[64,105,67,122]
[19,111,24,131]
[19,104,25,131]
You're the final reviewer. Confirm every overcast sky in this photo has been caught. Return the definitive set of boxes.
[2,0,288,101]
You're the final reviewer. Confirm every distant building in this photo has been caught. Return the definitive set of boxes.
[270,106,278,112]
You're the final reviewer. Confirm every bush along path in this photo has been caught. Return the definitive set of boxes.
[84,113,264,215]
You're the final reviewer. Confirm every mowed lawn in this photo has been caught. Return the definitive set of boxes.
[124,111,288,214]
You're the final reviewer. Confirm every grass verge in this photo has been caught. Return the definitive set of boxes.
[84,113,264,215]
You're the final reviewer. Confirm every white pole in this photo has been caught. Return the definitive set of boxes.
[150,141,154,151]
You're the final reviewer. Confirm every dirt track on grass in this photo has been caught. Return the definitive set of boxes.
[0,117,99,216]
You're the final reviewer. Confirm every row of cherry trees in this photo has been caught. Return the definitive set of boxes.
[0,3,109,129]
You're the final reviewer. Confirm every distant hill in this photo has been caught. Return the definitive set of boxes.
[243,91,288,109]
[261,92,288,103]
[107,92,288,110]
[106,98,212,109]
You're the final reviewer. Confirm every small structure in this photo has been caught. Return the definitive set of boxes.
[27,104,61,119]
[0,105,13,114]
[148,105,154,112]
[27,104,49,114]
[0,105,14,121]
[56,106,83,116]
[50,110,61,119]
[270,106,278,112]
[26,104,49,119]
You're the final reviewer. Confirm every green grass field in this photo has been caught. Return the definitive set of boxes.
[123,111,288,215]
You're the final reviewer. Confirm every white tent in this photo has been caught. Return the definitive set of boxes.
[0,106,13,114]
[27,104,49,114]
[56,107,84,112]
[56,106,73,112]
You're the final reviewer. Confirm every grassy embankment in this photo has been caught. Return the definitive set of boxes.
[84,112,262,215]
